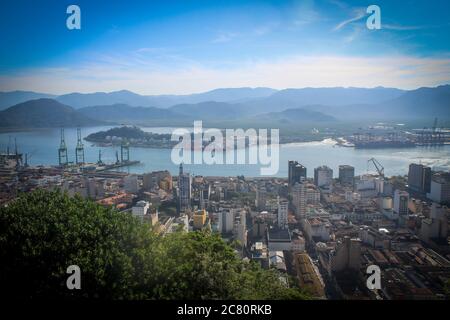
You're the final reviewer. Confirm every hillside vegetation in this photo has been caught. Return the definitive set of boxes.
[0,189,308,300]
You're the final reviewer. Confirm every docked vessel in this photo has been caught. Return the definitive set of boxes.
[354,141,416,149]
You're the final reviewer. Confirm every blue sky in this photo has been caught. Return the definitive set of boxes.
[0,0,449,94]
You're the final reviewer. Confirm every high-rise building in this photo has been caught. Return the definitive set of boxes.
[143,170,173,191]
[193,209,207,230]
[84,177,98,199]
[255,183,267,210]
[236,210,247,247]
[393,189,409,216]
[408,163,431,193]
[292,182,306,218]
[314,166,333,188]
[338,165,355,185]
[277,196,289,229]
[330,237,361,272]
[427,172,450,204]
[305,184,320,205]
[218,208,235,234]
[124,175,139,194]
[200,184,210,209]
[288,161,307,186]
[178,164,192,213]
[420,203,448,242]
[143,172,156,191]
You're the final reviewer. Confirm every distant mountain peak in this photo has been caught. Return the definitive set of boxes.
[1,85,449,123]
[0,98,105,128]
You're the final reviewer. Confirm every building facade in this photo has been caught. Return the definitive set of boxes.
[427,172,450,204]
[288,161,307,186]
[339,165,355,186]
[277,196,289,229]
[408,163,431,193]
[314,165,333,188]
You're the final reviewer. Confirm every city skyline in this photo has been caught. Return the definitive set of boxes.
[1,0,449,304]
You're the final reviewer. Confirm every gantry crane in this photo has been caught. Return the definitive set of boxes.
[367,157,384,178]
[58,128,68,166]
[75,127,85,165]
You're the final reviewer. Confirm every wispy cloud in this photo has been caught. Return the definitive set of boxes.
[212,31,239,43]
[292,0,322,26]
[343,25,364,43]
[293,10,321,26]
[211,22,278,44]
[252,23,278,36]
[383,24,427,31]
[332,5,431,33]
[327,0,348,10]
[135,47,168,54]
[333,8,366,31]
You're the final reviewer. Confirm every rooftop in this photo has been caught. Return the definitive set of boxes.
[268,227,291,242]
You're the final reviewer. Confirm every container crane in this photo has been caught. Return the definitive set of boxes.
[367,157,384,178]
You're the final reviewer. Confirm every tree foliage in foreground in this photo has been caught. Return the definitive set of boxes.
[0,189,308,300]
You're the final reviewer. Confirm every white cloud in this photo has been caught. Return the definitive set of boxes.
[333,8,367,31]
[1,55,449,94]
[212,32,239,43]
[382,24,426,31]
[252,23,278,36]
[211,22,278,44]
[293,8,321,26]
[327,0,348,10]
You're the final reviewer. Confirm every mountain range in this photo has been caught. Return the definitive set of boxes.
[0,99,105,128]
[1,86,406,110]
[0,85,449,129]
[0,98,336,129]
[0,91,56,109]
[0,87,276,110]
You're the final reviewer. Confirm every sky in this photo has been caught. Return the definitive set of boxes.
[0,0,449,94]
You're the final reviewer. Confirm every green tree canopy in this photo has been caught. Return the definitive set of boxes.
[0,189,307,300]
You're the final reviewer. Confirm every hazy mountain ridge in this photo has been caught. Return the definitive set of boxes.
[255,108,336,122]
[55,87,277,109]
[78,104,178,122]
[77,101,335,124]
[379,85,450,117]
[299,85,450,120]
[0,91,56,109]
[0,86,405,111]
[0,99,106,128]
[56,90,152,109]
[243,87,406,114]
[0,98,335,129]
[1,85,449,125]
[169,101,249,119]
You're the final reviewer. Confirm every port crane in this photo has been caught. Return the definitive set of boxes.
[367,157,384,178]
[97,149,103,165]
[75,127,85,165]
[432,117,438,133]
[22,149,36,169]
[58,128,68,166]
[417,117,444,145]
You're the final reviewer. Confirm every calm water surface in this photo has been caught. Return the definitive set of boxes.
[1,126,449,177]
